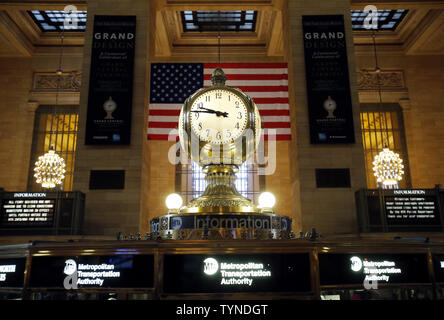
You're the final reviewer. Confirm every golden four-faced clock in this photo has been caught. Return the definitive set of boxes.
[179,68,261,167]
[150,68,293,239]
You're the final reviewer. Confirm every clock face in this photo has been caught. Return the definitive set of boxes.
[103,98,117,111]
[323,96,336,111]
[190,89,248,144]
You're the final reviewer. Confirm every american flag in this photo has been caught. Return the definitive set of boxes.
[148,63,291,140]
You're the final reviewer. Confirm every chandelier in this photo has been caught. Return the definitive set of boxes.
[34,29,66,189]
[34,147,66,189]
[372,147,404,188]
[370,31,404,189]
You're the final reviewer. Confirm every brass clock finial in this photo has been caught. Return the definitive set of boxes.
[211,67,226,86]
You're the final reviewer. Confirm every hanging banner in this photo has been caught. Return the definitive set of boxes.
[302,15,355,144]
[85,15,136,145]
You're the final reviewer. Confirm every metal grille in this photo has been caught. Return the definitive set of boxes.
[28,106,79,191]
[181,11,257,32]
[360,104,410,189]
[28,10,87,32]
[351,9,408,31]
[178,161,260,203]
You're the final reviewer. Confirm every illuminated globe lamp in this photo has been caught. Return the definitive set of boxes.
[372,147,404,189]
[33,146,66,189]
[258,192,276,213]
[165,193,183,214]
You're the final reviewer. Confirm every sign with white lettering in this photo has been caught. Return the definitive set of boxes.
[163,254,311,293]
[319,253,430,286]
[150,215,292,232]
[0,191,85,235]
[0,258,26,288]
[13,193,46,198]
[302,15,355,144]
[85,15,136,145]
[29,255,154,288]
[1,198,55,227]
[384,190,440,225]
[355,188,444,232]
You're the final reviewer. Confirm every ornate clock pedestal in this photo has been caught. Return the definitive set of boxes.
[150,164,292,240]
[185,164,255,213]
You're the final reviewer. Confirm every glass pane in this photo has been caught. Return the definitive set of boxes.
[385,112,392,129]
[44,132,52,150]
[369,131,376,149]
[45,114,53,132]
[363,131,370,150]
[386,131,394,149]
[368,113,375,130]
[65,153,73,173]
[56,131,63,152]
[361,112,368,129]
[380,112,387,130]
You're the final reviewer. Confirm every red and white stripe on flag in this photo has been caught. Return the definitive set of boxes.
[147,63,291,140]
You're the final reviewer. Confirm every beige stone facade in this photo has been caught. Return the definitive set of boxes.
[0,0,443,240]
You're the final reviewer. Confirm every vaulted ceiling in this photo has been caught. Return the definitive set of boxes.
[0,0,443,58]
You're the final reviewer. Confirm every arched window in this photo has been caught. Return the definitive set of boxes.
[360,103,410,188]
[28,106,79,191]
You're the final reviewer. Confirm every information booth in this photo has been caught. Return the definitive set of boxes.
[0,238,443,300]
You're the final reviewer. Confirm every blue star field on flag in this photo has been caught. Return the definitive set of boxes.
[149,63,204,104]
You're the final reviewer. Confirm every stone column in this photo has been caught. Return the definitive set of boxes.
[73,0,148,235]
[286,0,367,234]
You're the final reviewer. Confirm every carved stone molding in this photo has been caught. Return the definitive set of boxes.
[32,71,82,92]
[398,98,412,111]
[26,101,39,112]
[357,69,405,90]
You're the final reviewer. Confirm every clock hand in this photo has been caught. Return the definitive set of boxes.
[191,110,218,115]
[194,108,229,118]
[199,107,228,117]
